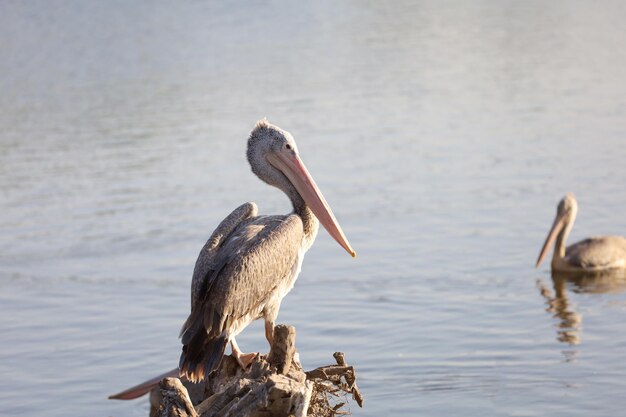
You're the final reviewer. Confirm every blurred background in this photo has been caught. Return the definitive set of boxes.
[1,1,626,416]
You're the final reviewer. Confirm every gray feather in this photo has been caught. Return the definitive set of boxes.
[566,236,626,269]
[189,202,258,307]
[180,206,303,381]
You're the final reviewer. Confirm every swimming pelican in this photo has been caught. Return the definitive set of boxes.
[535,192,626,272]
[109,119,355,399]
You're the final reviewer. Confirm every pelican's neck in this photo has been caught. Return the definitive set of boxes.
[552,214,575,267]
[290,191,319,248]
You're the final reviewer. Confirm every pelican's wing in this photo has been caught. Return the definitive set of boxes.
[212,214,303,329]
[109,204,272,399]
[566,236,626,269]
[189,202,258,307]
[179,213,304,380]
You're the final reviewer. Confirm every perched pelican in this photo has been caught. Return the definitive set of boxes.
[535,192,626,272]
[110,119,355,400]
[179,119,355,380]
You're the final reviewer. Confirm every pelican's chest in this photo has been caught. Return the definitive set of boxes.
[280,247,306,297]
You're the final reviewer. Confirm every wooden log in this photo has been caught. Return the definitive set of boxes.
[150,324,362,417]
[156,377,198,417]
[195,379,251,417]
[333,352,363,408]
[150,378,206,417]
[267,324,296,375]
[305,352,364,413]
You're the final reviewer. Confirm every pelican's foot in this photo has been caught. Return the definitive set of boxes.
[232,351,258,369]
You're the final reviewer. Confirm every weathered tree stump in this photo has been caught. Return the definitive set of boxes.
[305,352,364,415]
[151,324,362,417]
[156,378,198,417]
[267,324,297,375]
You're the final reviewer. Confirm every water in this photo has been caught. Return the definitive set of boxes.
[2,1,626,416]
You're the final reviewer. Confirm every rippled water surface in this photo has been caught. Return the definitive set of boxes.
[2,2,626,416]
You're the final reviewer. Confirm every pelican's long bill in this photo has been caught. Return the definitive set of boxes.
[267,151,356,257]
[536,211,567,267]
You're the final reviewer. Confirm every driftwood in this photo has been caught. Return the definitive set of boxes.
[156,378,198,417]
[152,324,363,417]
[305,352,363,416]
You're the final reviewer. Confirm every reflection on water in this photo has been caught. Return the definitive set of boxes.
[537,270,626,345]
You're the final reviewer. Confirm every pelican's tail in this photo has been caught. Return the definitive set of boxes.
[179,333,228,383]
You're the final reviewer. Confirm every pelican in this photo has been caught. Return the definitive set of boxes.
[535,192,626,272]
[110,119,355,400]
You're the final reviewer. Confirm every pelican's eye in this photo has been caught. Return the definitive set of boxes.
[285,143,292,150]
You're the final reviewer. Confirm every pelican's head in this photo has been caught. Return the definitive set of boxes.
[557,192,578,218]
[536,192,578,267]
[247,118,299,188]
[246,118,356,258]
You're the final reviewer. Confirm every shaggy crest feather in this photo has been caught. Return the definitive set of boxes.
[254,117,270,130]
